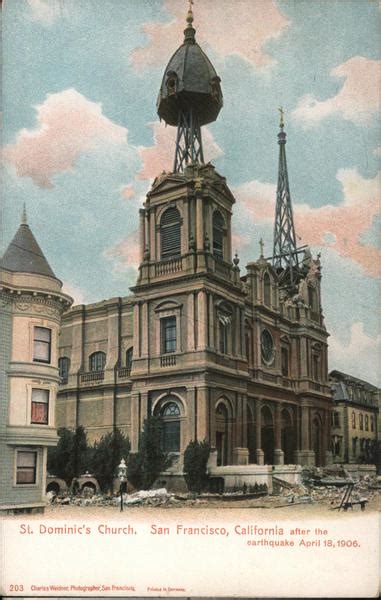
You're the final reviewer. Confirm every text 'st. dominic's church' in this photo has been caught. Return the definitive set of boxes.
[57,6,333,482]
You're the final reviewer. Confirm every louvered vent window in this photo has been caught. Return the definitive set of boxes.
[213,211,224,259]
[160,207,181,259]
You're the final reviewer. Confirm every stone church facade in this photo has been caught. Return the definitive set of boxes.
[56,7,333,472]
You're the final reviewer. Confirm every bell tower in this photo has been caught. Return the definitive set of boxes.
[135,3,238,287]
[130,4,249,467]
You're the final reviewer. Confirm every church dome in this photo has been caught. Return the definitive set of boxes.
[157,9,223,127]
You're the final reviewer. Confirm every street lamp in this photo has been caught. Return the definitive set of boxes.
[118,458,127,512]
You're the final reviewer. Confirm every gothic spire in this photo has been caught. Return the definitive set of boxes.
[272,108,300,289]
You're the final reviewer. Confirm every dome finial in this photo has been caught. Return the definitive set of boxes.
[21,203,28,225]
[184,0,195,43]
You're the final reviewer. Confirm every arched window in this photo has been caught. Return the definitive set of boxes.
[58,357,70,383]
[89,351,106,372]
[160,207,181,259]
[166,71,178,96]
[281,346,289,377]
[217,307,232,354]
[352,411,356,429]
[212,211,224,259]
[365,415,369,431]
[126,347,133,373]
[263,272,271,306]
[359,413,364,430]
[156,400,181,453]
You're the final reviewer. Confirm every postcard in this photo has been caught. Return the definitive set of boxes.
[0,0,380,598]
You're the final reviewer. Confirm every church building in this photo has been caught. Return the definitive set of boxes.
[56,6,333,477]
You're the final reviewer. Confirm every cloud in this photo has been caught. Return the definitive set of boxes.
[26,0,61,26]
[121,184,135,200]
[104,230,140,273]
[3,88,128,188]
[131,0,289,70]
[374,147,381,157]
[329,322,381,387]
[294,169,381,277]
[138,121,223,181]
[61,282,86,305]
[234,168,381,277]
[293,56,381,127]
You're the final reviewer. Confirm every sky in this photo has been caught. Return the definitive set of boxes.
[1,0,380,386]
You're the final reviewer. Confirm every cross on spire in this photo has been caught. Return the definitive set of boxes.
[21,203,28,225]
[259,238,265,257]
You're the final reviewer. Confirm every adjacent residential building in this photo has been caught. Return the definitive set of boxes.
[0,210,72,513]
[330,370,379,464]
[56,7,333,477]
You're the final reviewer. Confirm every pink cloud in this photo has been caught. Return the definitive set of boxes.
[104,230,140,272]
[61,282,86,305]
[329,322,381,386]
[235,169,381,277]
[131,0,289,70]
[3,88,128,188]
[121,184,135,200]
[293,57,381,127]
[138,121,223,181]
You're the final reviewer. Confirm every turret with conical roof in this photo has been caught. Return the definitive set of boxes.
[0,207,58,280]
[157,2,223,172]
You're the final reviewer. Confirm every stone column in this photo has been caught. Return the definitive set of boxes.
[140,392,148,429]
[297,401,315,466]
[187,292,195,351]
[233,393,249,464]
[150,207,156,261]
[300,337,308,378]
[197,290,207,350]
[141,302,148,357]
[182,198,189,256]
[324,408,333,465]
[144,210,150,258]
[139,209,145,263]
[274,403,284,465]
[130,393,140,452]
[196,195,203,251]
[133,303,140,358]
[255,399,264,465]
[196,386,209,441]
[208,293,214,349]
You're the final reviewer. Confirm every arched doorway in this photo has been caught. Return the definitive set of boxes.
[261,406,274,465]
[281,408,295,464]
[246,402,256,464]
[216,403,229,466]
[312,415,323,466]
[154,397,182,453]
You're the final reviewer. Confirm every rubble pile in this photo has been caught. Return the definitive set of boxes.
[274,468,380,508]
[116,488,180,507]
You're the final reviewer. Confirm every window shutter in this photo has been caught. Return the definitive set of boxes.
[161,208,181,259]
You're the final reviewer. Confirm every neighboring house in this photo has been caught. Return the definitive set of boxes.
[0,211,72,513]
[56,9,333,476]
[330,370,379,464]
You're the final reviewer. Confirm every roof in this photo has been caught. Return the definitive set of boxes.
[0,223,57,279]
[329,369,379,391]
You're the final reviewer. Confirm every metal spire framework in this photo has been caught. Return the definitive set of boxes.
[272,108,304,289]
[157,0,223,173]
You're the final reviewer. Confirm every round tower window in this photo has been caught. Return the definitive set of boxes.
[261,329,274,364]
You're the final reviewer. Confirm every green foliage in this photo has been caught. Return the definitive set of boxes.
[90,428,131,492]
[47,426,89,484]
[127,416,172,490]
[183,440,211,494]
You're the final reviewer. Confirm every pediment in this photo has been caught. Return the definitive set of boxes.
[150,173,187,194]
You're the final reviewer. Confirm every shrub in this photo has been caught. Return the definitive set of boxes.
[90,428,130,492]
[127,416,172,490]
[183,440,211,494]
[47,426,89,485]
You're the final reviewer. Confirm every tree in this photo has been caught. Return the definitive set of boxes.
[90,428,130,492]
[47,426,90,485]
[183,440,211,494]
[47,427,74,484]
[127,416,172,490]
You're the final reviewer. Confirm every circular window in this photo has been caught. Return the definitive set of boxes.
[261,329,274,364]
